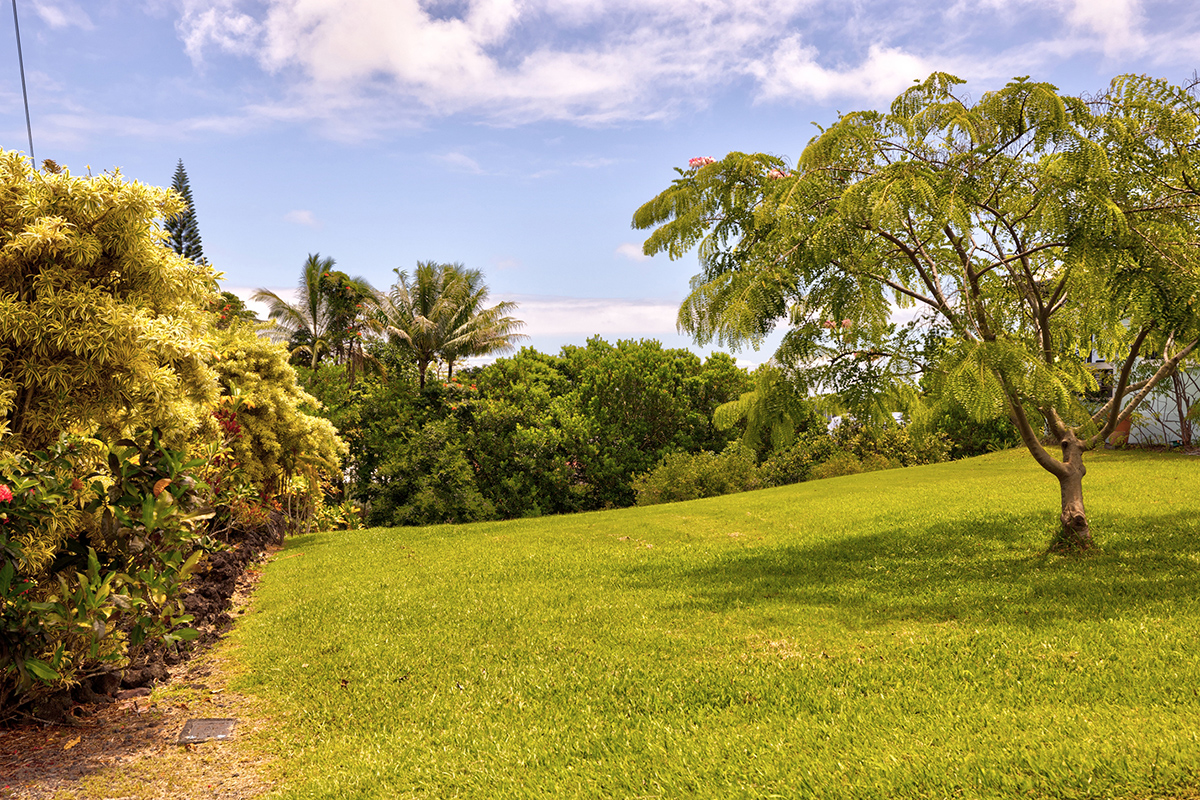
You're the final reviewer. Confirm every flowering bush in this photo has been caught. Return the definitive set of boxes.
[0,433,216,717]
[688,156,716,168]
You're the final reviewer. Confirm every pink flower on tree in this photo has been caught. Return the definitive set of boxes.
[766,169,788,179]
[0,485,11,503]
[688,156,716,169]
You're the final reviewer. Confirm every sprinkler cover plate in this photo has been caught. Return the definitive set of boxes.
[177,718,237,744]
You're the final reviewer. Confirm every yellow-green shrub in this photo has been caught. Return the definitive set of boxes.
[212,324,346,498]
[633,445,762,506]
[0,152,218,451]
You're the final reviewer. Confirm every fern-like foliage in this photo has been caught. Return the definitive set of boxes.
[634,72,1200,475]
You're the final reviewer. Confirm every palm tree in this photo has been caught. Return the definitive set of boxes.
[379,262,526,389]
[439,268,526,381]
[253,253,378,372]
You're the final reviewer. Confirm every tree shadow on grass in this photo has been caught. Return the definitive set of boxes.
[632,509,1200,629]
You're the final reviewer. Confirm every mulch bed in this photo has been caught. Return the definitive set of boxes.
[0,531,278,799]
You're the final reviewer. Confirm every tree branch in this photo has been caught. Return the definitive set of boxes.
[1084,335,1200,449]
[1003,378,1068,478]
[1089,327,1150,443]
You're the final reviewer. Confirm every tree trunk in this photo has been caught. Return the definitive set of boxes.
[1172,371,1191,447]
[1050,438,1093,552]
[1006,393,1096,553]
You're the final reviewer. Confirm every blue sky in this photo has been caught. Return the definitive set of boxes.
[5,0,1199,363]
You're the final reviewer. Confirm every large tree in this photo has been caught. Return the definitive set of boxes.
[253,254,378,373]
[634,74,1200,550]
[379,262,525,389]
[438,268,526,380]
[164,159,205,264]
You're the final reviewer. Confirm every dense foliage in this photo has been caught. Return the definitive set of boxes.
[634,418,950,505]
[0,152,218,451]
[0,154,346,715]
[336,338,752,526]
[0,434,218,713]
[634,73,1200,549]
[212,325,345,497]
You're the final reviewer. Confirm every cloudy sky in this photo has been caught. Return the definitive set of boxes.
[5,0,1199,361]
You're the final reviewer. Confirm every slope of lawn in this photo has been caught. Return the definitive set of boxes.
[231,448,1200,799]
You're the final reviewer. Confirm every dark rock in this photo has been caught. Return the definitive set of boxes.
[72,673,119,705]
[31,693,73,724]
[121,658,169,689]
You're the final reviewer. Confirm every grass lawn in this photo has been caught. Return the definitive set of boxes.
[230,448,1200,799]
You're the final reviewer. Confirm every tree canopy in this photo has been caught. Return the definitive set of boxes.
[634,73,1200,549]
[253,253,378,374]
[164,159,205,265]
[378,261,525,389]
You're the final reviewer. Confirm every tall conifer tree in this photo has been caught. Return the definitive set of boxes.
[165,159,206,264]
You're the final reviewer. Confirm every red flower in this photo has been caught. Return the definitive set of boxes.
[0,485,11,503]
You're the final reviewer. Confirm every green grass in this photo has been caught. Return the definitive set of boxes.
[231,449,1200,799]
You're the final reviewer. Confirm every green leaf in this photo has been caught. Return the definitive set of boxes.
[87,547,101,583]
[24,658,60,683]
[178,549,205,581]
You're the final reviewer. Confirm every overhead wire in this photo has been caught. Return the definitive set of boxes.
[11,0,33,165]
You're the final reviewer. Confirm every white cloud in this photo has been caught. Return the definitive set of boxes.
[434,152,485,174]
[496,294,679,337]
[283,209,321,228]
[167,0,1195,129]
[226,285,297,320]
[177,0,261,63]
[751,39,935,103]
[615,243,650,262]
[174,0,826,125]
[1063,0,1146,56]
[30,1,93,30]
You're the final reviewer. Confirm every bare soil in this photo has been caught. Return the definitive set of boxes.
[1,541,278,800]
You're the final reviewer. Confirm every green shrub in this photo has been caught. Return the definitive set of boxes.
[833,422,950,466]
[634,445,761,506]
[810,450,864,480]
[369,418,496,527]
[928,402,1022,458]
[0,152,218,452]
[213,325,346,498]
[759,442,816,486]
[0,433,217,716]
[860,452,903,472]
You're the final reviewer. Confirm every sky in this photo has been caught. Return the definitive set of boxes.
[4,0,1200,365]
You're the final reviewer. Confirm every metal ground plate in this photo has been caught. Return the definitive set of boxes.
[177,718,237,745]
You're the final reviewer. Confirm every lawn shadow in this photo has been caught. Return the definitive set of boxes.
[633,509,1200,629]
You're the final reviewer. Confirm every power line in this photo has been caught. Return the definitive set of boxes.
[11,0,33,165]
